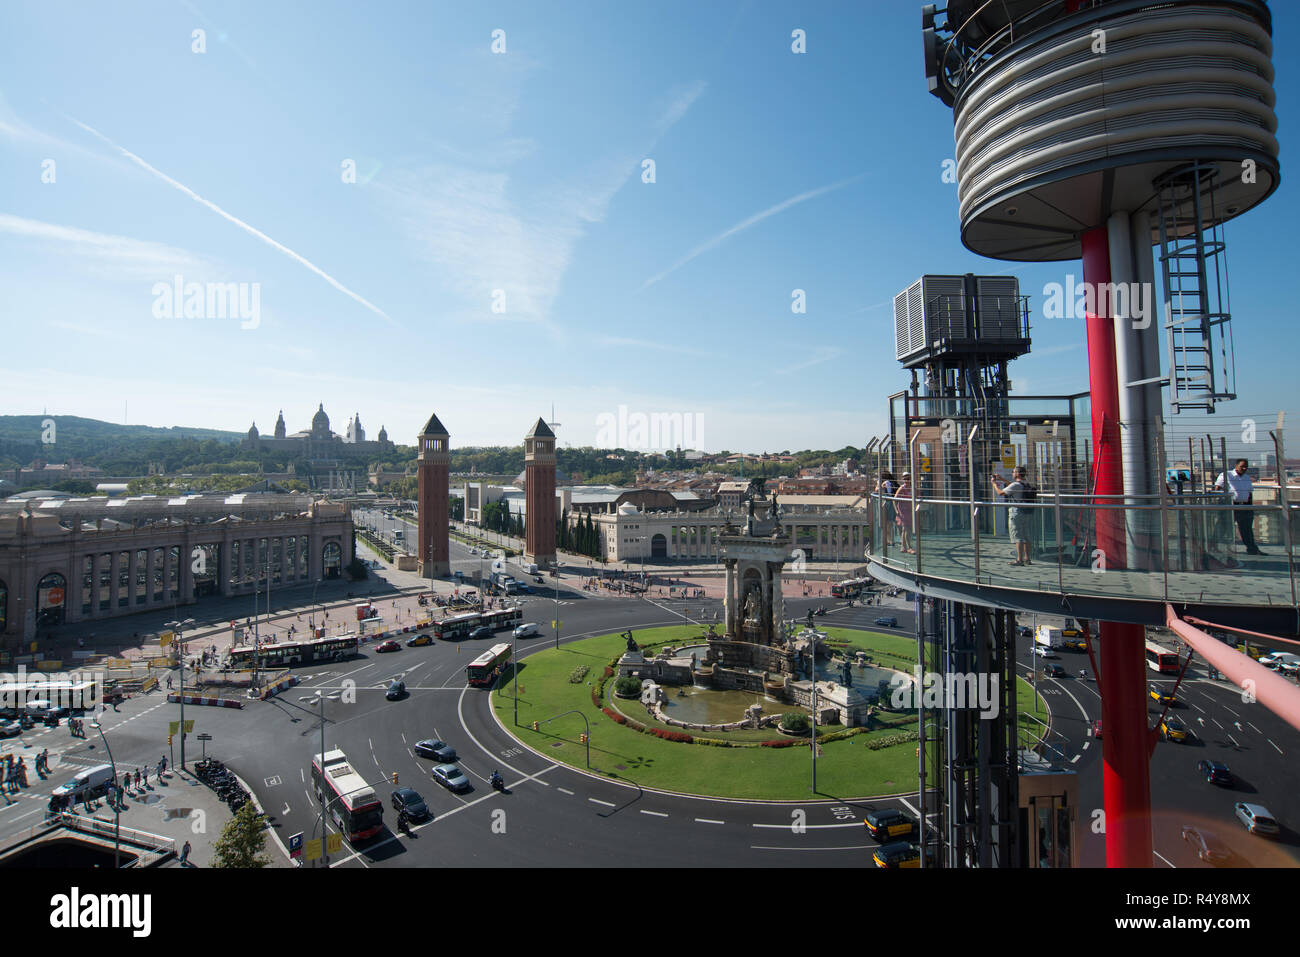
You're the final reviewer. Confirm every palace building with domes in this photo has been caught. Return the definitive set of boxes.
[242,404,395,460]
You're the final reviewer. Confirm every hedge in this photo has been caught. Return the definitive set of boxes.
[866,730,920,751]
[568,665,590,684]
[601,706,627,725]
[650,728,693,743]
[760,739,805,748]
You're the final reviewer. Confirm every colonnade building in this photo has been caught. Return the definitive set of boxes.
[573,495,871,564]
[0,493,354,646]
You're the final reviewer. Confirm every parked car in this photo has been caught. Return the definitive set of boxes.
[405,634,432,647]
[391,787,431,822]
[385,679,406,700]
[1196,759,1233,786]
[864,808,916,842]
[414,739,457,762]
[431,764,471,793]
[1234,802,1280,837]
[874,617,898,628]
[873,841,920,869]
[1181,826,1232,865]
[375,640,401,653]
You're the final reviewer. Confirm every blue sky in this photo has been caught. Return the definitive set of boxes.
[1,1,1295,453]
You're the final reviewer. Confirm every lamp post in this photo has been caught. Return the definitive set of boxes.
[300,689,339,868]
[89,718,120,868]
[165,617,195,770]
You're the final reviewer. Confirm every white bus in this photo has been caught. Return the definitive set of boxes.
[311,749,384,843]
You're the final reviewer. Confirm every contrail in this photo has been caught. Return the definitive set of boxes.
[637,171,869,293]
[65,114,393,324]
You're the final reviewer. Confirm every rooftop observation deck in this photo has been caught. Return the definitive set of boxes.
[865,490,1300,635]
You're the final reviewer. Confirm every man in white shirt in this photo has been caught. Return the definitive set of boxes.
[1215,459,1262,555]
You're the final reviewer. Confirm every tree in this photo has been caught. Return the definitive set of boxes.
[211,801,270,868]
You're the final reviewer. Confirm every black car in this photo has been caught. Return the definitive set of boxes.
[1197,759,1233,786]
[468,626,494,640]
[1042,664,1065,678]
[414,739,457,762]
[385,679,406,700]
[391,787,431,822]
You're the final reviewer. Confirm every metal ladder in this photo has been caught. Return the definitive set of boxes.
[1155,163,1237,413]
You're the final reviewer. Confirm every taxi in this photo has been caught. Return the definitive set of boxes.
[1160,715,1189,742]
[1149,687,1176,706]
[873,841,920,869]
[864,808,917,842]
[405,633,433,647]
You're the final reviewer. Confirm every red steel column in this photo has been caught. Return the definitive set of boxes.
[1082,225,1152,868]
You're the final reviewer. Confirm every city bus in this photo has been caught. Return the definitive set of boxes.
[481,607,524,632]
[467,643,512,688]
[227,633,359,669]
[1145,641,1180,674]
[432,612,483,641]
[311,749,384,843]
[830,578,870,599]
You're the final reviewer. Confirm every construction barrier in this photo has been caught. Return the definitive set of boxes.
[166,693,243,709]
[259,674,301,700]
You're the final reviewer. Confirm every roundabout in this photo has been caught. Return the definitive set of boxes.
[491,624,1047,801]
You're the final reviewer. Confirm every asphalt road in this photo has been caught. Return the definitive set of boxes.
[5,559,1295,868]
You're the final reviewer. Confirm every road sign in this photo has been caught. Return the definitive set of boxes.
[197,733,213,741]
[326,832,343,854]
[920,456,931,473]
[160,631,175,647]
[183,720,194,733]
[304,838,320,861]
[168,721,180,735]
[1000,444,1017,468]
[288,832,303,858]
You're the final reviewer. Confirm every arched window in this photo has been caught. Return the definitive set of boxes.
[323,541,342,580]
[650,534,667,558]
[37,572,67,628]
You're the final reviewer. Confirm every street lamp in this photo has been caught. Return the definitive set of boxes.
[300,689,339,868]
[165,617,196,770]
[88,718,120,868]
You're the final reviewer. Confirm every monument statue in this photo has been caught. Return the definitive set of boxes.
[745,495,757,536]
[743,589,760,623]
[622,629,638,653]
[769,494,780,524]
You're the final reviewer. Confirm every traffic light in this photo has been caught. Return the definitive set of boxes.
[579,733,588,744]
[168,734,173,746]
[391,772,399,785]
[532,721,539,731]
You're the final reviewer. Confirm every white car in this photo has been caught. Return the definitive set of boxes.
[513,623,539,639]
[1032,646,1057,659]
[1259,652,1300,670]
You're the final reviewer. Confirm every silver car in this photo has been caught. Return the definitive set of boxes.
[1234,802,1280,837]
[432,763,471,793]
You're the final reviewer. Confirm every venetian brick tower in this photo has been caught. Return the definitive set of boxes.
[523,417,556,567]
[417,413,450,577]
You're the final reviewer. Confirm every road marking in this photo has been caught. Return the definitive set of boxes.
[897,797,919,818]
[752,821,859,829]
[1221,703,1239,717]
[639,809,668,818]
[1071,754,1080,763]
[695,817,724,825]
[1268,739,1283,755]
[751,844,871,852]
[1153,850,1176,868]
[1212,718,1224,730]
[558,787,574,796]
[589,798,616,808]
[1248,721,1262,734]
[1188,701,1205,714]
[1082,742,1090,750]
[1227,734,1240,749]
[300,768,305,782]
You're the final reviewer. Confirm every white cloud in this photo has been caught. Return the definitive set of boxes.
[63,114,394,324]
[637,171,868,293]
[0,214,211,280]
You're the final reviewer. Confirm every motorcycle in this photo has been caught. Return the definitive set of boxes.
[490,773,505,792]
[813,607,827,617]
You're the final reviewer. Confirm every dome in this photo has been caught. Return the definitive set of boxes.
[247,422,259,439]
[617,503,640,516]
[378,425,389,443]
[311,403,330,436]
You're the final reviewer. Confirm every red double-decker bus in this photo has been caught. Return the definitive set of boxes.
[311,749,383,843]
[467,643,512,688]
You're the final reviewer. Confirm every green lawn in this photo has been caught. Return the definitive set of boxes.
[493,625,1046,800]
